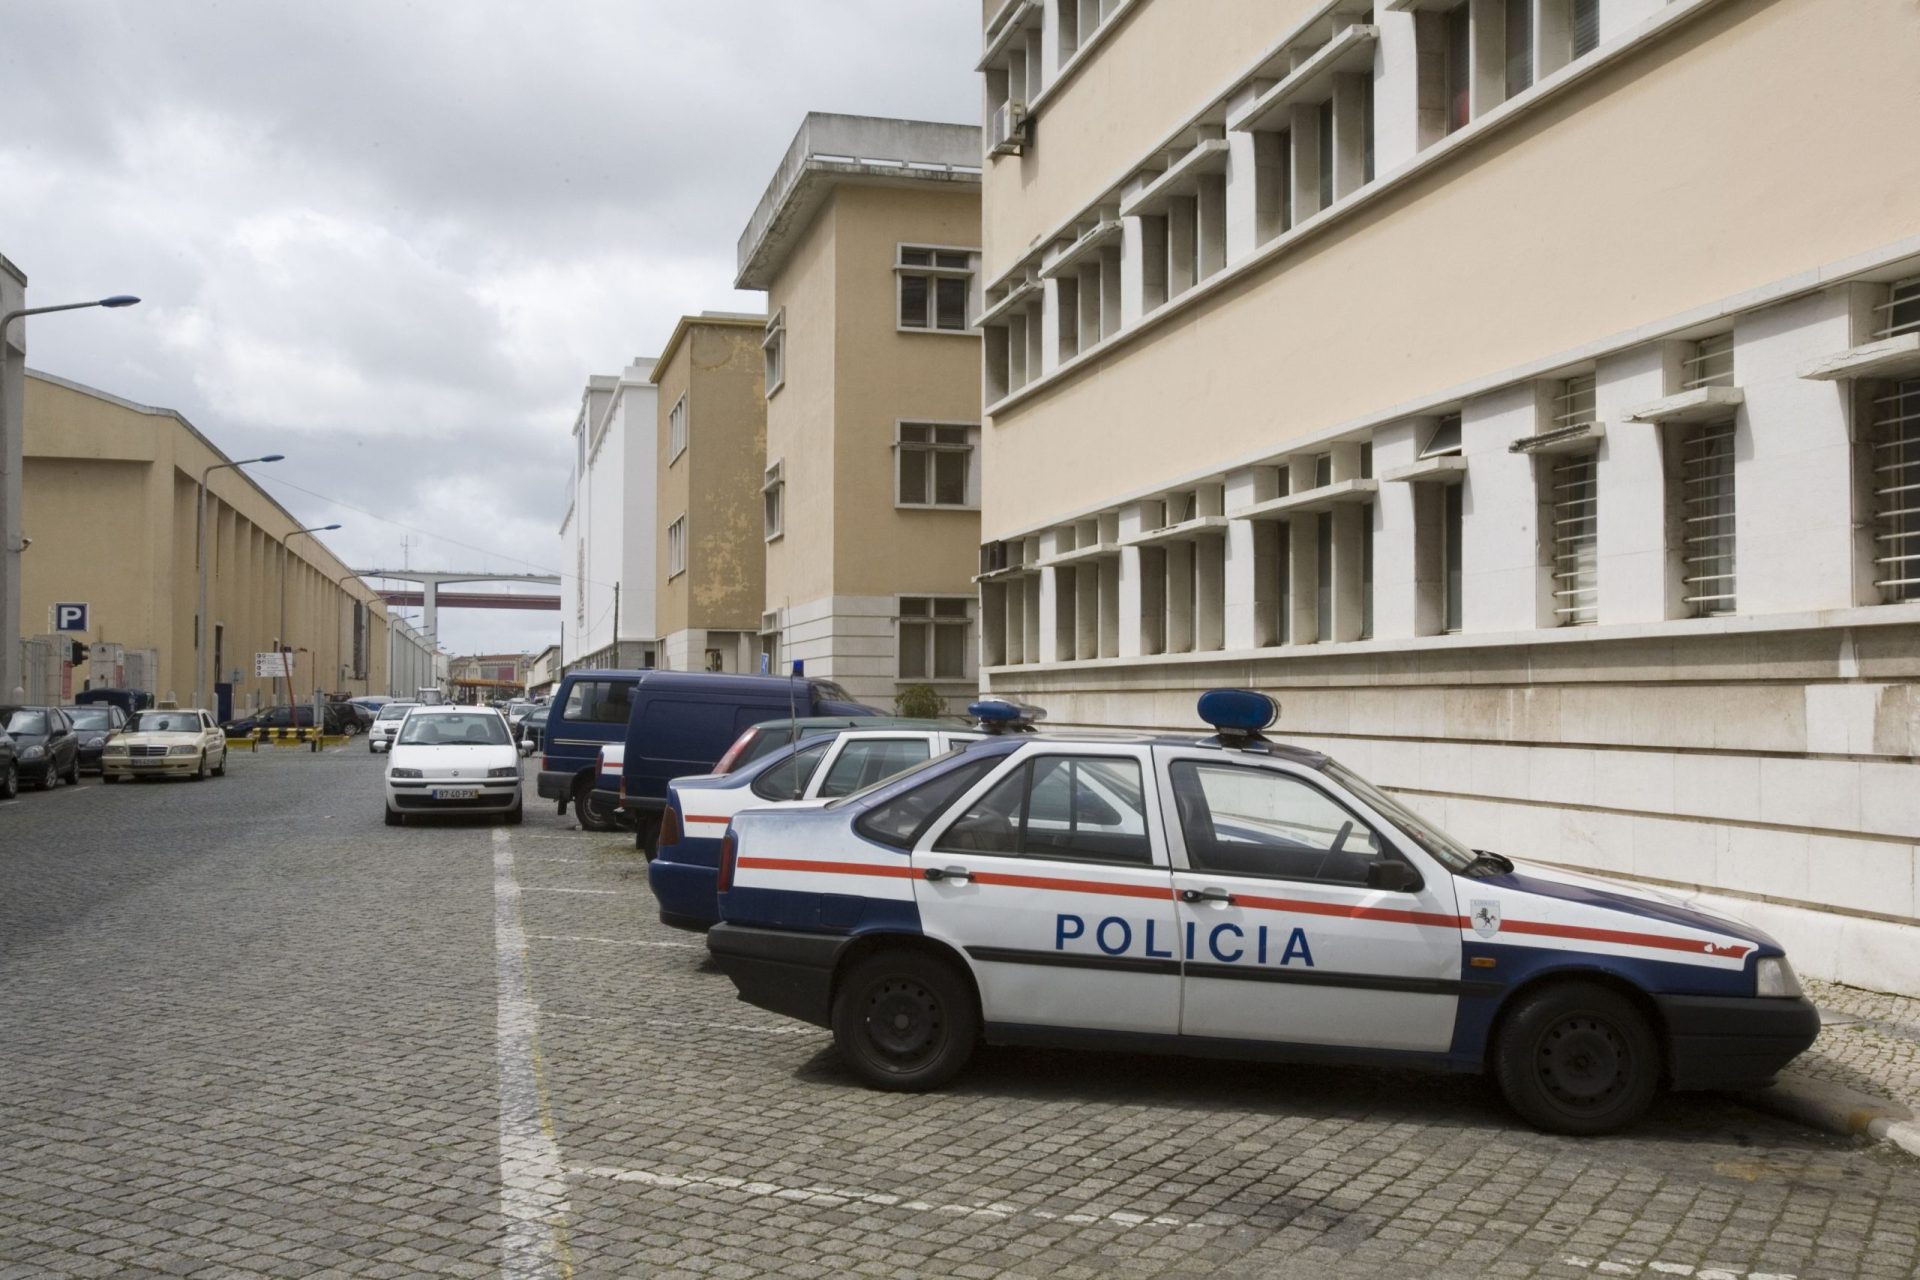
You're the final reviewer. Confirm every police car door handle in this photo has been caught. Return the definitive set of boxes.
[925,866,974,883]
[1180,887,1235,905]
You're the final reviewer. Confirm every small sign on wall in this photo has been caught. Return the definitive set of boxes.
[51,603,89,633]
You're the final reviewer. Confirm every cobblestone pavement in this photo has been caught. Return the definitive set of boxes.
[1790,981,1920,1115]
[2,748,1918,1279]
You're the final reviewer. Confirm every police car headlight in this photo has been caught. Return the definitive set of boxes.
[1755,956,1803,998]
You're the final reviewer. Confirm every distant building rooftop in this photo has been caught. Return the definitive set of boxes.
[736,112,982,291]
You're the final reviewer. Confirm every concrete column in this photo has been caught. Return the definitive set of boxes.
[1225,82,1277,262]
[1118,176,1155,324]
[1040,0,1063,79]
[1074,562,1099,659]
[1735,287,1864,612]
[1099,246,1122,336]
[981,581,1007,667]
[1535,0,1574,79]
[1287,514,1320,644]
[1288,103,1322,225]
[1223,466,1279,649]
[1166,198,1197,299]
[1036,526,1070,664]
[1468,0,1505,117]
[1041,243,1068,374]
[1116,502,1151,656]
[1461,384,1557,631]
[1594,342,1679,624]
[1165,542,1194,653]
[1195,537,1227,650]
[1374,9,1424,173]
[1331,73,1370,200]
[0,261,25,699]
[1077,264,1102,346]
[1196,175,1227,281]
[1370,419,1426,639]
[1328,504,1368,642]
[1022,575,1042,660]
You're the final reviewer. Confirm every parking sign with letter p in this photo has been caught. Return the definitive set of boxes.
[52,603,90,633]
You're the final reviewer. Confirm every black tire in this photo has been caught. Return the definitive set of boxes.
[1,761,16,799]
[830,950,979,1091]
[212,752,226,777]
[190,753,209,782]
[37,762,56,791]
[573,776,615,832]
[384,807,402,827]
[63,754,81,786]
[504,803,524,826]
[633,812,662,858]
[1494,981,1662,1135]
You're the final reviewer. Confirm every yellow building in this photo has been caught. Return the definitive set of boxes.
[974,0,1920,993]
[737,113,984,707]
[651,313,768,672]
[19,370,393,713]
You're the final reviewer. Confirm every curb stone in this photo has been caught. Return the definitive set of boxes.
[1741,1074,1920,1159]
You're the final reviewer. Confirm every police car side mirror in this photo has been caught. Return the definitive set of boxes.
[1366,859,1420,893]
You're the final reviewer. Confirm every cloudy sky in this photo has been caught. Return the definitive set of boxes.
[2,0,979,656]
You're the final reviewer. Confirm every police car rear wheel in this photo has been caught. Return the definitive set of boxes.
[832,951,978,1091]
[1495,983,1660,1135]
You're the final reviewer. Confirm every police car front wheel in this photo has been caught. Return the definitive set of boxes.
[831,951,978,1091]
[1494,982,1661,1136]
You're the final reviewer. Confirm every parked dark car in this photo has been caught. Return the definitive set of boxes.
[60,704,127,772]
[0,705,82,790]
[73,687,153,718]
[220,703,356,736]
[0,727,17,799]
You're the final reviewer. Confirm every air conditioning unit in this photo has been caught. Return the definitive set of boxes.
[989,100,1029,157]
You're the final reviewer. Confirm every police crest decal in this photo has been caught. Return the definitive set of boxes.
[1470,899,1502,939]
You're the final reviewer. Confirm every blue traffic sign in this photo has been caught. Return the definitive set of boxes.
[52,603,90,633]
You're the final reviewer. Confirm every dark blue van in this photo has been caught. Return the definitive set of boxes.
[536,669,650,831]
[618,672,875,849]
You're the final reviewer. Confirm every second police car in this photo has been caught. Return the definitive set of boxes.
[651,726,985,929]
[707,691,1821,1135]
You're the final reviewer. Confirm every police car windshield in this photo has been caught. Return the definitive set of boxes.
[823,746,967,808]
[1324,761,1477,873]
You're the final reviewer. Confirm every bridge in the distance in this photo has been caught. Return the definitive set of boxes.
[352,570,561,643]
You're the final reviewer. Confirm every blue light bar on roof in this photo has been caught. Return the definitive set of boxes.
[1197,689,1279,736]
[968,699,1045,732]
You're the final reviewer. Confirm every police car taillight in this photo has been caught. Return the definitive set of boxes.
[659,805,681,848]
[717,831,738,893]
[713,728,759,775]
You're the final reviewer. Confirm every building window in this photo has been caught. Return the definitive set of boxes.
[667,515,687,579]
[759,611,782,675]
[1550,454,1599,625]
[897,423,977,507]
[899,597,970,680]
[898,246,976,332]
[1554,375,1598,433]
[1443,482,1465,632]
[1423,413,1464,459]
[1315,511,1334,642]
[762,308,785,396]
[1360,513,1375,640]
[762,460,784,541]
[1874,277,1920,341]
[1312,453,1334,488]
[1683,333,1735,389]
[667,394,688,462]
[1572,0,1601,58]
[1504,0,1534,98]
[1679,419,1737,616]
[1872,379,1920,603]
[1445,3,1471,134]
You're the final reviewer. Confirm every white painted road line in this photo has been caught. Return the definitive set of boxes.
[569,1163,1191,1230]
[1560,1257,1797,1279]
[493,828,574,1278]
[521,887,618,895]
[524,933,699,949]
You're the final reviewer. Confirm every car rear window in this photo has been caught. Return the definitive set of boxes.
[563,680,635,724]
[853,756,1002,851]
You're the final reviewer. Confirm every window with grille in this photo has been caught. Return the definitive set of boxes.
[899,597,970,680]
[1504,0,1534,98]
[1550,454,1598,625]
[1872,379,1920,603]
[762,308,785,396]
[762,460,784,540]
[898,246,976,332]
[667,395,688,461]
[897,423,976,507]
[667,515,687,579]
[1875,278,1920,341]
[1422,414,1464,459]
[1679,420,1737,616]
[1444,3,1471,134]
[1572,0,1601,57]
[1682,333,1734,390]
[1553,375,1598,433]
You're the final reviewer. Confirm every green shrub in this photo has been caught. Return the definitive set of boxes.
[893,683,945,719]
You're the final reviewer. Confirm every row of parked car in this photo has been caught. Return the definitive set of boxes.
[0,700,235,794]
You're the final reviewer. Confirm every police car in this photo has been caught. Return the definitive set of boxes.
[650,726,984,929]
[707,691,1820,1135]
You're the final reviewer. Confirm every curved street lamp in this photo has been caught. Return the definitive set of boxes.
[194,453,284,709]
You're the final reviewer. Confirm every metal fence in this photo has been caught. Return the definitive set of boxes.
[16,636,58,704]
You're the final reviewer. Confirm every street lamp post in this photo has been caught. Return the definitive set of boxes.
[195,453,283,711]
[0,293,140,700]
[279,524,340,708]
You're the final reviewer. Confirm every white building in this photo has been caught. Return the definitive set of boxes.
[559,359,659,671]
[975,0,1920,995]
[386,614,438,699]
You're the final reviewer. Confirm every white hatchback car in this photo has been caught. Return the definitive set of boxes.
[383,705,523,826]
[367,701,419,753]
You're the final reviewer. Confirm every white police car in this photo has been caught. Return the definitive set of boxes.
[707,691,1820,1135]
[651,726,986,929]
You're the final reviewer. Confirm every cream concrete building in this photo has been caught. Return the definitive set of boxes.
[652,313,768,672]
[975,0,1920,993]
[737,113,985,708]
[559,359,659,671]
[19,370,393,712]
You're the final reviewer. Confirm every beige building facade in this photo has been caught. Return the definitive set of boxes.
[976,0,1920,992]
[738,113,985,708]
[19,370,392,712]
[652,313,768,673]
